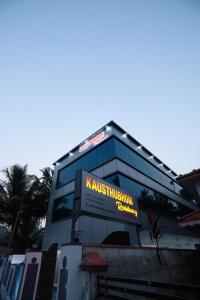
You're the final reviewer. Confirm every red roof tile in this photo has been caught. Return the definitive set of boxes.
[178,210,200,223]
[178,169,200,180]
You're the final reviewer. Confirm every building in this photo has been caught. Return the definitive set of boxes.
[178,210,200,235]
[178,169,200,204]
[43,121,200,250]
[176,169,200,239]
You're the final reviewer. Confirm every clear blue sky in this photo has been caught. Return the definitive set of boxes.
[0,0,200,178]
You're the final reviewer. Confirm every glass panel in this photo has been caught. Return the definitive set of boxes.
[114,139,183,195]
[105,173,192,217]
[57,137,184,199]
[57,138,117,187]
[52,193,74,221]
[53,173,192,222]
[105,174,121,187]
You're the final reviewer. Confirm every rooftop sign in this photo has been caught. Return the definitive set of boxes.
[74,170,140,225]
[78,131,108,152]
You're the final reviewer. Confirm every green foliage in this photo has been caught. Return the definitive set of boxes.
[0,165,52,253]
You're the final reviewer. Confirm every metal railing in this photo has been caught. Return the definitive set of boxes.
[97,275,200,300]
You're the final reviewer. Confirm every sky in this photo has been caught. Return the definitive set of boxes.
[0,0,200,178]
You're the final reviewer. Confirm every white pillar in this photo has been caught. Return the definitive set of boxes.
[56,245,83,300]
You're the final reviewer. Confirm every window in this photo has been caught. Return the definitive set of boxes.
[105,173,192,217]
[53,172,192,222]
[56,138,116,187]
[52,193,74,221]
[114,139,183,195]
[56,137,184,198]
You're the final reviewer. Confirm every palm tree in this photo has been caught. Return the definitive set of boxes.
[0,165,52,253]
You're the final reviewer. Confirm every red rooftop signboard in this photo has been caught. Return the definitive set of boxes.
[78,131,108,152]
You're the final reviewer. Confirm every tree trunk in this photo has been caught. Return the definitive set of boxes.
[8,206,22,252]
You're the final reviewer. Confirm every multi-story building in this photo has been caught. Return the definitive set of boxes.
[43,121,199,250]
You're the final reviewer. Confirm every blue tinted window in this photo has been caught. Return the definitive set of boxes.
[52,193,74,221]
[114,139,183,195]
[53,173,191,222]
[105,173,191,217]
[56,137,184,197]
[57,138,116,187]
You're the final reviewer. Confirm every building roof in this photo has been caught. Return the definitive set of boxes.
[178,210,200,223]
[177,169,200,202]
[178,169,200,181]
[53,120,178,179]
[178,210,200,230]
